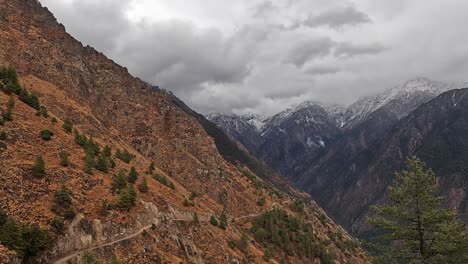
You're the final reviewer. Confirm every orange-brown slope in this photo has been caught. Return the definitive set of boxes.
[0,0,369,263]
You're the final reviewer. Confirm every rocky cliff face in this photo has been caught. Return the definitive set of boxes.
[0,0,367,263]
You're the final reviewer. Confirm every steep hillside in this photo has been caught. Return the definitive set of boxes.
[0,0,368,263]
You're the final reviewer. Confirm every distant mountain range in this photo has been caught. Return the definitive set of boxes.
[208,78,468,236]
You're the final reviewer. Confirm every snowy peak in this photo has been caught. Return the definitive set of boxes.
[342,77,467,128]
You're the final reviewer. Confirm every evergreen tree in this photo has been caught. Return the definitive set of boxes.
[52,185,75,220]
[62,118,73,133]
[111,170,127,194]
[210,215,219,226]
[59,150,69,167]
[219,212,228,230]
[95,154,109,173]
[128,167,139,184]
[83,150,95,174]
[369,157,468,264]
[118,185,137,210]
[148,162,155,174]
[102,145,112,157]
[138,177,148,193]
[31,156,45,177]
[239,232,248,253]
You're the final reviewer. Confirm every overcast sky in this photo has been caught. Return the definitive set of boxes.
[40,0,468,116]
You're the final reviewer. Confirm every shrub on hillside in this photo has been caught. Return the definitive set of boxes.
[115,148,134,163]
[40,129,54,141]
[31,156,46,177]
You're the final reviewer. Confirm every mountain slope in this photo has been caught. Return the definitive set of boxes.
[0,0,367,263]
[342,78,465,128]
[296,88,468,236]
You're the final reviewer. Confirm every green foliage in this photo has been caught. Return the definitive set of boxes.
[0,211,50,258]
[40,129,54,141]
[290,200,305,213]
[0,131,6,140]
[52,185,75,220]
[111,170,127,194]
[239,232,248,253]
[50,217,64,232]
[118,185,137,210]
[98,200,113,217]
[2,96,14,121]
[138,177,148,193]
[19,88,40,110]
[189,191,197,201]
[95,153,109,173]
[51,117,58,123]
[240,168,264,189]
[148,162,155,174]
[263,246,273,262]
[82,252,100,264]
[37,106,48,118]
[102,145,112,157]
[369,157,468,263]
[32,155,46,177]
[152,174,175,190]
[127,167,139,184]
[0,67,22,95]
[59,150,69,167]
[115,148,134,164]
[219,212,228,230]
[62,118,73,133]
[252,208,334,262]
[83,150,95,174]
[74,130,88,146]
[210,215,219,226]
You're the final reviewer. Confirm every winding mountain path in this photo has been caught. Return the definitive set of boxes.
[53,224,154,264]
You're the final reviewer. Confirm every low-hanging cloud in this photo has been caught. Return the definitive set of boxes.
[300,5,371,29]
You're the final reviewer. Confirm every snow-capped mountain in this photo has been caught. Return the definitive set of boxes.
[342,77,467,128]
[206,113,265,152]
[207,77,466,177]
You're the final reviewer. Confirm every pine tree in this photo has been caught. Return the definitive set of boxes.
[369,157,468,263]
[210,215,219,226]
[31,156,45,177]
[239,232,248,253]
[102,145,112,157]
[83,150,95,174]
[95,154,109,173]
[148,162,155,174]
[138,177,148,193]
[128,167,139,184]
[111,170,127,194]
[62,118,73,133]
[219,212,228,230]
[59,150,69,167]
[118,185,137,210]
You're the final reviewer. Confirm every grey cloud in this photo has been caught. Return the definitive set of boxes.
[305,66,341,75]
[334,42,386,58]
[303,5,371,29]
[41,0,468,116]
[116,21,253,94]
[285,38,334,67]
[254,1,276,18]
